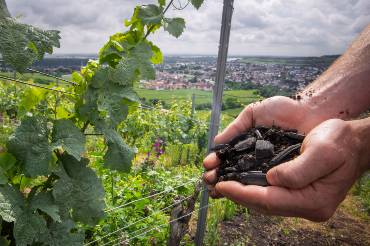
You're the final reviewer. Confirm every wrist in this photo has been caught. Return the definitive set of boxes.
[351,117,370,172]
[295,98,334,133]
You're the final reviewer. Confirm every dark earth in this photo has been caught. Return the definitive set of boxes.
[214,126,304,186]
[217,195,370,246]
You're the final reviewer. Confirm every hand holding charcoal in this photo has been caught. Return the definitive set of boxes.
[203,97,370,221]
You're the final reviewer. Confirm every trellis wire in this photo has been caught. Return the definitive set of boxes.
[104,178,199,213]
[0,74,76,96]
[26,68,78,86]
[107,204,212,246]
[86,191,203,246]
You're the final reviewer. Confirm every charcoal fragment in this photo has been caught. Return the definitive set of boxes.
[211,144,230,151]
[255,140,274,160]
[224,167,237,173]
[254,129,263,139]
[284,132,305,141]
[238,172,268,186]
[269,143,301,166]
[237,155,255,170]
[235,137,256,152]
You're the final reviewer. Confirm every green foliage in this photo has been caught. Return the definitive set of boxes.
[13,209,49,246]
[191,0,205,9]
[164,18,186,38]
[17,87,46,118]
[0,0,206,244]
[0,184,22,222]
[223,97,242,110]
[30,191,61,222]
[353,174,370,214]
[103,129,134,172]
[7,116,51,177]
[53,154,105,225]
[0,18,60,72]
[138,4,164,25]
[51,119,86,161]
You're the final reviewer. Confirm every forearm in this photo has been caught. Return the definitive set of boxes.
[352,117,370,173]
[300,24,370,122]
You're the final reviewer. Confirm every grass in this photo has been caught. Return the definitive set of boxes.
[135,87,261,106]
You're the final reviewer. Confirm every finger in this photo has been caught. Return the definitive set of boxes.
[266,145,342,189]
[203,169,218,185]
[214,106,254,144]
[208,187,224,199]
[203,152,220,170]
[207,185,223,199]
[215,181,315,218]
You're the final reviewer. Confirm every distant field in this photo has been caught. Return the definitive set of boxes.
[135,88,262,106]
[0,72,58,85]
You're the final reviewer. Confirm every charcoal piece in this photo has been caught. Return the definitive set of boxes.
[211,144,230,151]
[254,129,263,139]
[255,140,274,160]
[224,172,237,181]
[224,167,237,173]
[284,132,305,141]
[269,143,301,166]
[238,172,268,186]
[237,154,255,170]
[235,137,256,152]
[216,148,230,161]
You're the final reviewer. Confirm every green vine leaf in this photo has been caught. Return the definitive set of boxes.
[0,153,16,171]
[0,167,7,184]
[103,129,134,172]
[190,0,205,9]
[47,220,84,246]
[17,87,46,118]
[30,192,61,223]
[52,154,105,225]
[138,4,164,25]
[149,42,163,64]
[164,17,186,38]
[7,116,51,177]
[0,18,60,72]
[51,119,86,161]
[129,41,156,80]
[0,184,23,222]
[13,209,49,246]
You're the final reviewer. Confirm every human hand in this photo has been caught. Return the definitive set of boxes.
[203,98,369,221]
[203,96,319,197]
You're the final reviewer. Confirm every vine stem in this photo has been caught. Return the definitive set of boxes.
[144,0,175,39]
[81,120,90,133]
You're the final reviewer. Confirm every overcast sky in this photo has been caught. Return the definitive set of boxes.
[6,0,370,56]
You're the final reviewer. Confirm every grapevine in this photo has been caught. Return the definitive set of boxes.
[0,0,204,245]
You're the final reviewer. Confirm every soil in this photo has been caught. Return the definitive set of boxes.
[215,126,304,186]
[217,195,370,246]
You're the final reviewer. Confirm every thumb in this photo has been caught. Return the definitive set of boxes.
[266,146,340,189]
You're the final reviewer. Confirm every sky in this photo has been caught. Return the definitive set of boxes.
[6,0,370,56]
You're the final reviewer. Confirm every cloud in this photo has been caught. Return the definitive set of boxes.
[5,0,370,56]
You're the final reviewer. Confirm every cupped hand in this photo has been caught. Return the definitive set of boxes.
[203,96,318,197]
[203,97,365,221]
